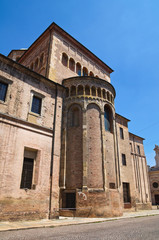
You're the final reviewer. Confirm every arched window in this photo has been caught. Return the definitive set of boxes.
[70,86,76,96]
[97,88,101,97]
[40,53,44,66]
[62,53,68,67]
[35,58,39,69]
[102,89,106,99]
[78,85,83,95]
[76,62,81,76]
[85,85,90,95]
[83,67,88,76]
[107,91,110,101]
[91,86,96,96]
[30,63,34,70]
[69,58,75,71]
[70,107,80,127]
[90,71,94,77]
[104,105,113,133]
[66,87,69,97]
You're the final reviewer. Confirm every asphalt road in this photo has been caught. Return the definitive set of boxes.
[0,215,159,240]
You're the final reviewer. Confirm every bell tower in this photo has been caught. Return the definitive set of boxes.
[154,145,159,167]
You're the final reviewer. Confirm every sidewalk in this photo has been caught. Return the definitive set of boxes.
[0,209,159,232]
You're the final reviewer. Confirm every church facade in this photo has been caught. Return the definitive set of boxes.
[0,23,151,220]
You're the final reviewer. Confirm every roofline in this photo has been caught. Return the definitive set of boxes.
[0,53,65,89]
[129,132,145,140]
[18,22,114,74]
[8,49,27,57]
[115,113,130,122]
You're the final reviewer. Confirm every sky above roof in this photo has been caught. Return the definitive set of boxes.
[0,0,158,166]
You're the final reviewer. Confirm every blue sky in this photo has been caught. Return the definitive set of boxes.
[0,0,159,166]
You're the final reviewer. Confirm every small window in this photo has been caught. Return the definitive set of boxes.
[31,95,42,115]
[137,145,140,155]
[62,53,68,67]
[20,158,34,189]
[130,143,133,152]
[120,127,124,139]
[83,67,88,76]
[85,85,90,95]
[153,182,158,188]
[122,154,126,166]
[0,82,8,101]
[69,58,75,72]
[104,105,113,133]
[92,86,96,96]
[123,182,130,203]
[76,63,81,76]
[89,71,94,77]
[20,149,38,190]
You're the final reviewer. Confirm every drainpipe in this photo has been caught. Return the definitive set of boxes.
[49,84,58,219]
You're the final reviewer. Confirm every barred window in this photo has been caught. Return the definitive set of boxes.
[0,82,8,101]
[20,158,34,189]
[137,145,140,155]
[123,182,130,203]
[122,154,126,166]
[120,127,124,139]
[31,95,42,115]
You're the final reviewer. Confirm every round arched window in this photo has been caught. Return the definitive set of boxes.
[153,182,158,188]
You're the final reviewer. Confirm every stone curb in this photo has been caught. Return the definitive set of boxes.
[1,210,159,232]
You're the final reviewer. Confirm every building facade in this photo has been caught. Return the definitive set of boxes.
[149,145,159,205]
[0,22,151,220]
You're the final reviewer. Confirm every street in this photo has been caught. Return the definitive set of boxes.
[0,215,159,240]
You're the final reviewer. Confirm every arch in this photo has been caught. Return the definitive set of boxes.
[91,86,96,96]
[70,85,76,96]
[66,87,69,97]
[83,67,88,76]
[104,105,113,133]
[30,62,34,70]
[76,62,81,76]
[97,87,101,97]
[40,53,44,66]
[102,89,106,99]
[62,53,68,67]
[69,58,75,71]
[77,85,84,95]
[39,67,45,76]
[66,104,83,189]
[68,104,82,127]
[85,85,90,95]
[35,58,39,69]
[107,91,110,101]
[89,71,94,77]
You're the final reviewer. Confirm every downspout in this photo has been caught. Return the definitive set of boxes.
[115,119,121,186]
[49,84,58,219]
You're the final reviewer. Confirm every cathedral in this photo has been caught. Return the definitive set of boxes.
[0,22,151,221]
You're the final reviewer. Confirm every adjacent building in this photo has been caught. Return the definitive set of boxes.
[0,22,151,220]
[149,145,159,205]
